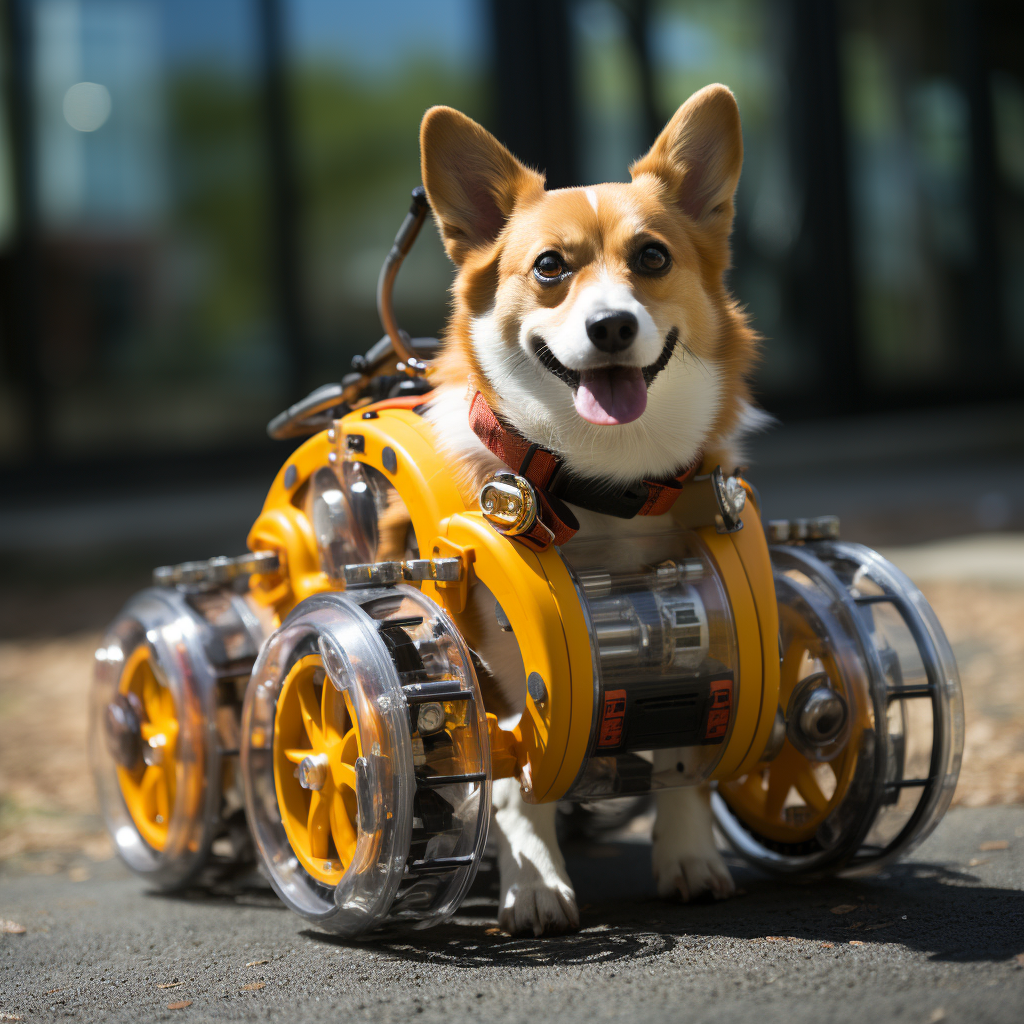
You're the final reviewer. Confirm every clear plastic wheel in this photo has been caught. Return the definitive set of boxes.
[92,586,265,887]
[713,541,963,875]
[241,585,490,936]
[91,590,218,887]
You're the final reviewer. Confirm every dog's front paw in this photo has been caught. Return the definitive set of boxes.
[498,876,579,937]
[652,832,735,902]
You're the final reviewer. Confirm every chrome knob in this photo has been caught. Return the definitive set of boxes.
[479,471,540,537]
[793,686,848,746]
[297,753,330,791]
[416,702,446,735]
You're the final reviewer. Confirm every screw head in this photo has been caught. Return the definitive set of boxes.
[298,754,329,791]
[796,687,847,744]
[417,702,446,735]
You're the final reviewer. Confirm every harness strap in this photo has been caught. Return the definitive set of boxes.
[469,391,700,548]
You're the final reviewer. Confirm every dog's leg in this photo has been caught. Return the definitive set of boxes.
[491,777,579,936]
[651,752,735,901]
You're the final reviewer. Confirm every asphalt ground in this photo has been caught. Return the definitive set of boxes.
[2,805,1023,1024]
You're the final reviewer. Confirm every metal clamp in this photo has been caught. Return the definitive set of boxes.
[479,471,542,538]
[153,550,280,589]
[766,516,841,544]
[343,558,462,588]
[711,466,746,533]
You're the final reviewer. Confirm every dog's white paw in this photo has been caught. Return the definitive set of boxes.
[498,874,579,937]
[491,777,579,936]
[652,835,735,901]
[651,777,735,902]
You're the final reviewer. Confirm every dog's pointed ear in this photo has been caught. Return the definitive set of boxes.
[630,84,742,229]
[420,106,544,264]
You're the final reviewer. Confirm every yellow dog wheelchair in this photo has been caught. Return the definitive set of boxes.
[91,189,964,936]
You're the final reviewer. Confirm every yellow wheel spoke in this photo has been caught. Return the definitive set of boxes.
[307,786,331,861]
[740,771,767,808]
[117,645,179,851]
[321,680,349,746]
[274,653,363,885]
[764,746,801,820]
[329,789,357,867]
[336,760,357,791]
[140,765,160,817]
[296,672,323,748]
[156,767,171,823]
[795,767,829,813]
[164,719,179,755]
[343,693,362,756]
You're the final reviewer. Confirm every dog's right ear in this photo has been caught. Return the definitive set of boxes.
[420,107,544,265]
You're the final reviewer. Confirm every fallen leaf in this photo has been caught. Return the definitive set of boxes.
[0,920,26,934]
[245,960,270,967]
[979,840,1009,852]
[831,904,857,915]
[968,858,990,868]
[157,982,185,989]
[241,982,265,992]
[484,927,504,936]
[848,940,864,946]
[862,921,895,931]
[820,942,834,948]
[167,1001,192,1010]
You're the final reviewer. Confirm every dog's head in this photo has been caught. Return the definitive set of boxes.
[421,85,757,484]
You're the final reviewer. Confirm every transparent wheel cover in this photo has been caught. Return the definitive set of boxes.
[713,541,963,875]
[241,587,491,935]
[242,598,413,933]
[90,590,216,888]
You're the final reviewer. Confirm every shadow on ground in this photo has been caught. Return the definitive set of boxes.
[290,838,1024,969]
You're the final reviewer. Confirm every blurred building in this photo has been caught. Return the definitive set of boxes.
[0,0,1022,502]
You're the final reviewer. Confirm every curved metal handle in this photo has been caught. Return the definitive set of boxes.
[376,186,430,367]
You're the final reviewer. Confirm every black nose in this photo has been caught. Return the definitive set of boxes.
[585,310,638,353]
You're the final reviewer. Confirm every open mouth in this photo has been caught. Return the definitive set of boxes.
[532,327,679,426]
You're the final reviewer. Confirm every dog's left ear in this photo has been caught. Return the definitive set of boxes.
[630,84,742,230]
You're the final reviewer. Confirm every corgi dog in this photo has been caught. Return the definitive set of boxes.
[397,84,765,936]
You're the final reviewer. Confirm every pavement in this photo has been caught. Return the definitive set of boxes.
[2,805,1023,1024]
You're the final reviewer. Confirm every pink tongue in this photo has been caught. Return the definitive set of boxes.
[573,367,648,425]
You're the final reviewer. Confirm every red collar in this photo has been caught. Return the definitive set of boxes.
[468,391,700,550]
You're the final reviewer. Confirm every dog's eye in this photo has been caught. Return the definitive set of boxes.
[534,252,566,282]
[637,245,670,273]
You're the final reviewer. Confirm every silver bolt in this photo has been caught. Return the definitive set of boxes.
[795,686,847,745]
[417,702,446,735]
[298,753,330,791]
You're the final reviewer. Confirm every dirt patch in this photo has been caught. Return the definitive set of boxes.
[0,632,112,867]
[921,581,1024,806]
[1,579,1020,864]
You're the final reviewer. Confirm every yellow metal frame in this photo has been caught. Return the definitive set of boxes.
[244,406,784,805]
